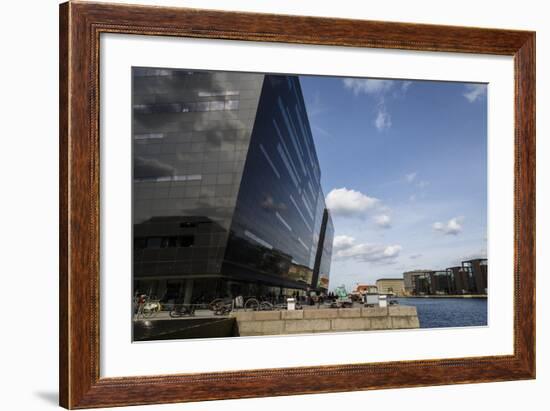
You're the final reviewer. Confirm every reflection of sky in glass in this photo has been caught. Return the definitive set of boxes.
[132,68,333,298]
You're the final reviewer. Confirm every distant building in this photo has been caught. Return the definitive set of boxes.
[429,271,453,294]
[353,284,378,297]
[462,258,488,294]
[446,266,472,294]
[376,278,405,296]
[401,259,488,296]
[403,270,434,295]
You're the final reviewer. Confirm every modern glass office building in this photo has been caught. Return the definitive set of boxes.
[132,68,334,304]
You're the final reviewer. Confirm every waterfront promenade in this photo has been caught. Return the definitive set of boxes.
[133,303,420,340]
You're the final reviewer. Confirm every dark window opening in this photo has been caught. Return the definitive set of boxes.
[134,235,195,250]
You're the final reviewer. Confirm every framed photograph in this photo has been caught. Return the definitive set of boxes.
[59,1,535,408]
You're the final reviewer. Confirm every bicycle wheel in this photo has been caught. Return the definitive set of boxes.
[169,309,182,318]
[259,301,273,311]
[209,298,224,311]
[215,305,229,316]
[244,298,259,311]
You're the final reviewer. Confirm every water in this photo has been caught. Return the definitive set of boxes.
[396,297,487,328]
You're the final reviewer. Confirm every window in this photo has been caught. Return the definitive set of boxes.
[133,99,239,114]
[134,238,147,250]
[146,237,162,248]
[161,237,178,248]
[198,90,239,97]
[273,119,301,183]
[275,212,292,232]
[135,174,202,183]
[209,101,225,111]
[290,194,312,232]
[225,100,239,110]
[297,237,310,251]
[133,68,173,77]
[259,144,280,178]
[244,230,273,250]
[178,236,194,247]
[179,222,197,228]
[277,144,299,188]
[134,133,164,140]
[301,194,314,220]
[277,97,307,175]
[139,235,195,249]
[133,103,181,114]
[195,101,210,111]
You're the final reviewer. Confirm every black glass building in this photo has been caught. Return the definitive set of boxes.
[132,68,334,305]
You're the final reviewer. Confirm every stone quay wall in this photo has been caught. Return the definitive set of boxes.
[231,306,420,336]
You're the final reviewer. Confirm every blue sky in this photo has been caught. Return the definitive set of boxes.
[299,76,487,290]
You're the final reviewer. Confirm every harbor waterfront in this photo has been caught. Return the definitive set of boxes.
[134,304,420,341]
[133,297,486,341]
[395,297,487,328]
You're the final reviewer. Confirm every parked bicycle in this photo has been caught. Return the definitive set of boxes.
[207,295,305,314]
[208,297,232,313]
[136,295,162,318]
[213,302,233,316]
[243,298,276,311]
[169,304,196,318]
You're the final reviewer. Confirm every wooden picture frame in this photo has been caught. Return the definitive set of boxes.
[59,1,535,408]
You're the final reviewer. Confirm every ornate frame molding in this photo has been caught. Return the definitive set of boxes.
[59,1,535,408]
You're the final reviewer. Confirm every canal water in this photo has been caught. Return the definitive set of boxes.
[396,298,487,328]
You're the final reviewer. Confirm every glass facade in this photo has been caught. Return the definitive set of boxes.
[132,68,333,304]
[312,209,334,291]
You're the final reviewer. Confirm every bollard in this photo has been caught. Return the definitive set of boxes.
[287,298,296,310]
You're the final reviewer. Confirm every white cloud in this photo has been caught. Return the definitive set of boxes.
[333,235,356,250]
[433,217,464,235]
[374,106,392,131]
[305,90,327,117]
[312,124,331,138]
[342,78,394,95]
[261,196,287,211]
[333,235,402,264]
[342,78,414,133]
[405,172,417,183]
[409,253,423,259]
[374,214,392,228]
[416,180,429,188]
[463,84,487,103]
[326,187,379,217]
